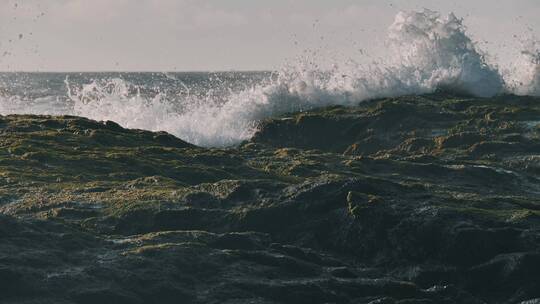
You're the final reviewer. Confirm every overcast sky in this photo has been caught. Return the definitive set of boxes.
[0,0,538,71]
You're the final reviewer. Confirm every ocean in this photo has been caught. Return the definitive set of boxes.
[1,8,540,303]
[1,10,539,147]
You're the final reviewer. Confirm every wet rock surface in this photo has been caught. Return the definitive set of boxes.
[1,94,539,303]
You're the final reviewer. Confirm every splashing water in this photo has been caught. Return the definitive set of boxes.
[385,10,503,97]
[1,9,539,147]
[505,39,540,96]
[68,78,178,133]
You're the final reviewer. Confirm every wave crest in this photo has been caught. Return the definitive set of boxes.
[387,10,503,97]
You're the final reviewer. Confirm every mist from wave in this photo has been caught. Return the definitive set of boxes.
[504,39,540,96]
[1,9,539,147]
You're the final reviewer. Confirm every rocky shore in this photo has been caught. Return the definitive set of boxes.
[1,94,539,303]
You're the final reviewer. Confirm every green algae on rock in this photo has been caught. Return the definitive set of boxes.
[1,94,540,303]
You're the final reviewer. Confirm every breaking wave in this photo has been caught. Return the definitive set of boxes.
[1,9,539,147]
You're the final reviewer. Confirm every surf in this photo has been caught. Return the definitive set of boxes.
[1,9,539,147]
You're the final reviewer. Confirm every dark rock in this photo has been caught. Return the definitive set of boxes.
[71,288,143,304]
[328,266,358,278]
[1,94,540,303]
[466,252,540,296]
[444,227,522,267]
[435,132,485,149]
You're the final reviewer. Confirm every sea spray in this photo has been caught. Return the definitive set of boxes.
[385,10,503,97]
[160,10,509,146]
[1,9,539,147]
[68,77,178,132]
[77,9,506,146]
[505,39,540,96]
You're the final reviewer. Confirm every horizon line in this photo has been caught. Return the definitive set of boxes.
[0,69,275,73]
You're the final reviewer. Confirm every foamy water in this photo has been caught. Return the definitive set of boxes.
[1,9,539,147]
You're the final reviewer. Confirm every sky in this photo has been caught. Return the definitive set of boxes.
[0,0,538,72]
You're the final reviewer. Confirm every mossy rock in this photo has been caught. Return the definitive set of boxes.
[1,94,540,303]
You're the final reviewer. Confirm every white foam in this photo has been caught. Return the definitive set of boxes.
[69,78,178,133]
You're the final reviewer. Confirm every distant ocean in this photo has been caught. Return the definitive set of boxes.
[1,10,539,147]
